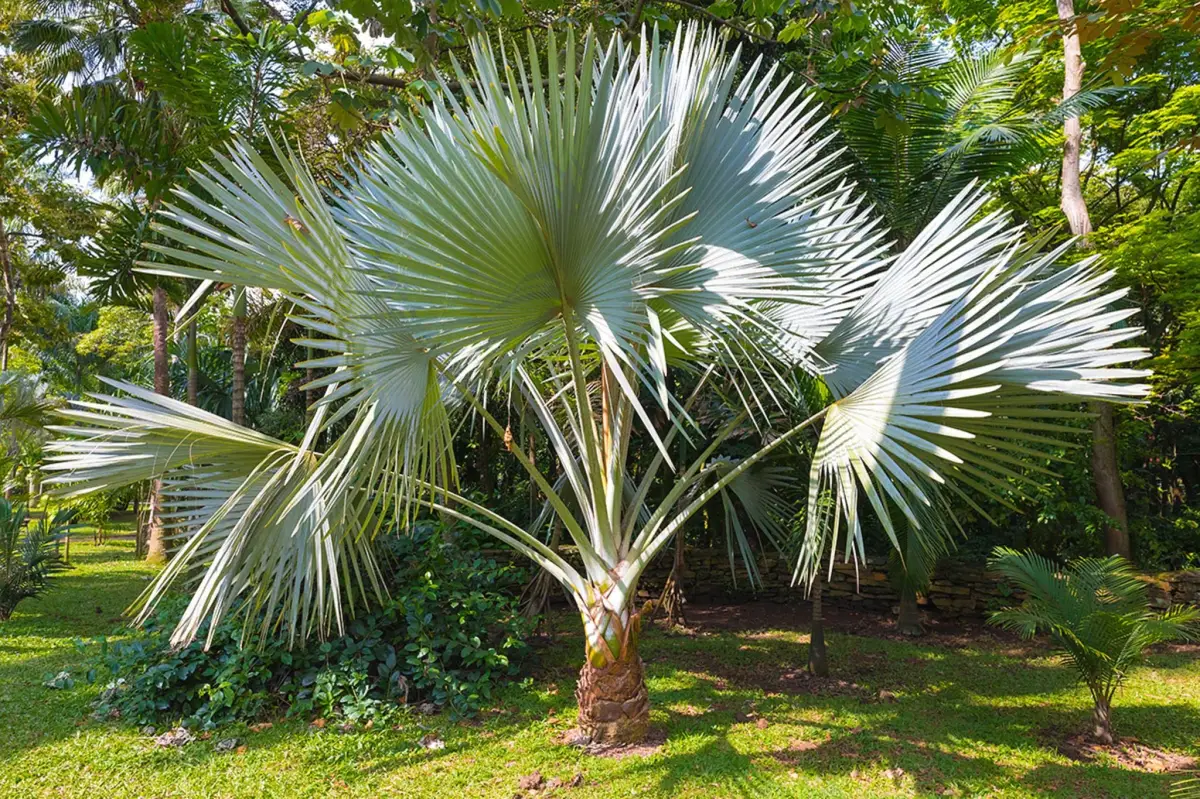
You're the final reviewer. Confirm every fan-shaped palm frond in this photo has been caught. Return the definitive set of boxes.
[46,25,1148,745]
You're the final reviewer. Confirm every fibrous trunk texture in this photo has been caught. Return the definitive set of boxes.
[654,532,688,628]
[146,286,170,564]
[575,603,650,744]
[1057,0,1131,560]
[231,288,246,426]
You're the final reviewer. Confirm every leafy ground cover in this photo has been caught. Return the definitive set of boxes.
[1,538,1197,798]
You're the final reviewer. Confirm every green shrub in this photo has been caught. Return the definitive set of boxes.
[0,500,74,621]
[86,520,535,728]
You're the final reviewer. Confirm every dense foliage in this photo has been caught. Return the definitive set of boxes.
[86,521,534,727]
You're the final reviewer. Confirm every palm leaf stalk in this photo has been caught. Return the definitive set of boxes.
[988,548,1199,743]
[46,25,1147,745]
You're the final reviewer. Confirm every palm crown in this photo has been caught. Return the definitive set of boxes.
[45,25,1149,744]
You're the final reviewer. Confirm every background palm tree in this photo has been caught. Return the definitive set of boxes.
[988,548,1199,743]
[46,26,1148,745]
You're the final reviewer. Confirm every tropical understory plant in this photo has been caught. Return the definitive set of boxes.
[47,25,1149,744]
[0,499,73,620]
[987,547,1200,743]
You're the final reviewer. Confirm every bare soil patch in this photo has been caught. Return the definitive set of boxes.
[1047,730,1196,772]
[555,727,667,759]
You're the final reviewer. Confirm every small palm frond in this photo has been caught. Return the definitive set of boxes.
[987,548,1199,693]
[1174,774,1200,799]
[711,456,798,587]
[0,500,74,619]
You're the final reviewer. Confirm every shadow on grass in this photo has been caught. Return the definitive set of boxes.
[2,553,1198,799]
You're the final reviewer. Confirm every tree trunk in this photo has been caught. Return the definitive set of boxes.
[808,574,829,677]
[576,599,650,744]
[186,318,199,405]
[1057,0,1132,560]
[231,288,246,426]
[1091,401,1131,558]
[654,531,688,628]
[1091,694,1114,744]
[0,217,14,371]
[897,584,924,636]
[146,286,170,564]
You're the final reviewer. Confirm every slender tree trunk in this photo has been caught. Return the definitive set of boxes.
[808,574,829,677]
[1091,402,1131,558]
[0,217,15,370]
[897,584,924,636]
[231,288,247,426]
[186,318,199,405]
[576,597,650,744]
[654,531,689,628]
[1058,0,1132,560]
[1091,693,1114,744]
[146,286,170,564]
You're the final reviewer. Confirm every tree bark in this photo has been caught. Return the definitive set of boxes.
[808,574,829,677]
[146,285,170,564]
[1091,402,1131,558]
[231,288,247,426]
[576,600,650,744]
[1058,0,1132,560]
[0,217,15,371]
[897,584,924,636]
[186,318,199,405]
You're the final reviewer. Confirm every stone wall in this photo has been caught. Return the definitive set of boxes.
[492,546,1200,618]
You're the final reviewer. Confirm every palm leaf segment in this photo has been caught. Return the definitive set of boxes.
[45,25,1146,646]
[798,194,1150,582]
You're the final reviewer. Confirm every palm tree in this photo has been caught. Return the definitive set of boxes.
[988,548,1199,743]
[0,499,74,621]
[46,26,1147,745]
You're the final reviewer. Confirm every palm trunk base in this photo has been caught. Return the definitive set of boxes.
[1092,699,1114,744]
[897,590,924,636]
[575,656,650,745]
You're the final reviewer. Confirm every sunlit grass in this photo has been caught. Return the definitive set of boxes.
[1,539,1196,798]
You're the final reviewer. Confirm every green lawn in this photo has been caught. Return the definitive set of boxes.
[1,540,1197,798]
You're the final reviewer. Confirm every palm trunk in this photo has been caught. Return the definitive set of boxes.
[897,584,924,636]
[654,532,688,628]
[0,217,14,371]
[146,286,170,564]
[187,318,199,405]
[808,574,829,677]
[1057,0,1132,561]
[1091,692,1114,744]
[231,288,246,426]
[576,598,650,744]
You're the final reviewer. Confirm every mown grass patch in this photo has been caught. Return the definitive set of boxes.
[1,539,1196,798]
